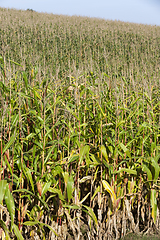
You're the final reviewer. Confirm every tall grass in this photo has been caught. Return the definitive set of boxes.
[0,7,160,240]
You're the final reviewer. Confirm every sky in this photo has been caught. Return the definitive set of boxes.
[0,0,160,26]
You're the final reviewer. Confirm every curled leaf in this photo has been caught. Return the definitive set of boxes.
[102,180,116,208]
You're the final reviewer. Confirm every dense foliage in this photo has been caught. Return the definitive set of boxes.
[0,7,160,240]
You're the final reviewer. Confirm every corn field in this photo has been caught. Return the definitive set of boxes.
[0,7,160,240]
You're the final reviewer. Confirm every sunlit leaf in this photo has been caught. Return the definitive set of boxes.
[151,189,157,224]
[102,180,116,207]
[80,192,90,204]
[91,185,100,201]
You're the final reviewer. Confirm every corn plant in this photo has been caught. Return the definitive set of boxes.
[0,7,160,239]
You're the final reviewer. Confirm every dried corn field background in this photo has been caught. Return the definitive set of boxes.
[0,7,160,240]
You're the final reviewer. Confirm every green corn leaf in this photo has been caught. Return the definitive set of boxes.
[119,143,131,159]
[114,168,137,175]
[41,182,51,197]
[26,133,36,140]
[100,145,109,163]
[93,167,99,184]
[108,145,113,154]
[89,154,100,165]
[63,172,69,186]
[67,175,74,202]
[0,64,5,77]
[0,82,9,93]
[32,88,42,100]
[151,158,159,182]
[13,189,49,210]
[43,222,59,236]
[58,140,68,150]
[11,114,19,130]
[126,139,136,148]
[23,220,58,236]
[23,221,39,226]
[82,205,98,230]
[142,164,152,181]
[151,142,156,154]
[4,155,12,174]
[0,55,4,64]
[32,144,37,160]
[48,187,65,201]
[33,155,39,172]
[10,60,23,67]
[79,145,90,165]
[0,55,5,78]
[62,204,80,210]
[44,145,55,164]
[151,189,157,224]
[36,115,44,123]
[154,154,160,163]
[0,180,7,204]
[5,184,15,230]
[13,224,24,240]
[102,72,110,78]
[40,222,58,236]
[116,120,125,128]
[129,97,140,108]
[34,141,43,150]
[95,100,106,117]
[2,134,16,155]
[66,105,79,120]
[122,77,128,85]
[0,219,11,240]
[18,92,33,99]
[91,185,100,201]
[23,167,34,192]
